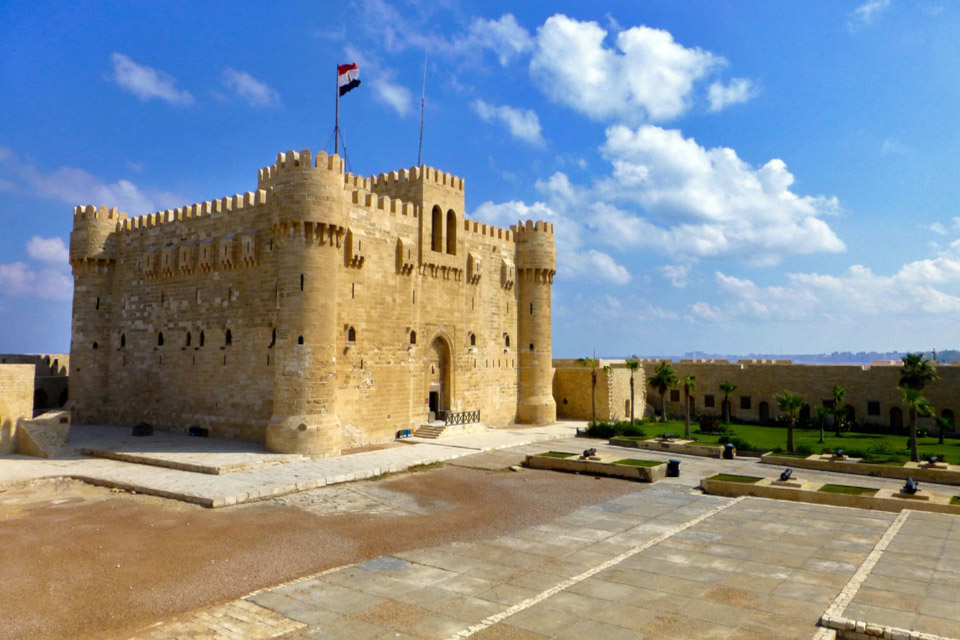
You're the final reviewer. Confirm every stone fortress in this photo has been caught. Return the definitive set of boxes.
[67,149,557,456]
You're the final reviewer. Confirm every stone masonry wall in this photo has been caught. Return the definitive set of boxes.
[553,360,645,422]
[69,151,556,452]
[0,364,34,453]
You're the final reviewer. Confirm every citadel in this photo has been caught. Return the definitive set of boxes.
[65,149,556,456]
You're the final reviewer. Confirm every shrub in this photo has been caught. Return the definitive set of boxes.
[729,436,757,452]
[584,420,645,439]
[918,427,930,438]
[698,415,729,434]
[795,444,815,455]
[717,435,731,445]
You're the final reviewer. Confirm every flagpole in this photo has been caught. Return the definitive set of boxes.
[335,64,340,158]
[417,49,427,167]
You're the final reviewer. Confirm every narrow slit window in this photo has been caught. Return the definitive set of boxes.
[225,329,232,345]
[157,332,164,347]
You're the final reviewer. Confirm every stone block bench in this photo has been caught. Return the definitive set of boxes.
[610,437,724,459]
[525,452,666,482]
[760,452,960,486]
[701,474,960,516]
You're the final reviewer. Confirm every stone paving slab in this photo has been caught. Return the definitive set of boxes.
[0,424,579,507]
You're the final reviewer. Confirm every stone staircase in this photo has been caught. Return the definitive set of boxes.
[413,422,447,439]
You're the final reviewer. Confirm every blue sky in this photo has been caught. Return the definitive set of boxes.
[2,1,960,358]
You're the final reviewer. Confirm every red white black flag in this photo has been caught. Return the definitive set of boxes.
[338,63,361,96]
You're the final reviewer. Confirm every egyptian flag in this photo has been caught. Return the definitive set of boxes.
[338,63,361,96]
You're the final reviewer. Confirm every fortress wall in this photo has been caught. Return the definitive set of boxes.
[72,195,279,440]
[553,359,643,422]
[0,354,69,410]
[334,177,521,446]
[0,364,34,453]
[70,151,556,452]
[631,360,960,430]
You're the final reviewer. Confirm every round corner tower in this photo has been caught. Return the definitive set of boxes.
[69,205,122,423]
[515,219,557,425]
[265,149,346,456]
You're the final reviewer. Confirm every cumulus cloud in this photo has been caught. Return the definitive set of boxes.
[111,53,193,106]
[471,199,631,285]
[0,262,72,300]
[221,68,281,108]
[0,147,184,214]
[459,14,534,65]
[848,0,892,29]
[715,245,960,323]
[26,237,68,264]
[530,15,722,122]
[472,100,545,145]
[591,124,844,263]
[659,263,690,288]
[707,78,759,111]
[881,137,910,155]
[344,45,412,116]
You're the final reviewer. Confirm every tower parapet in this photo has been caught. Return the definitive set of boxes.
[514,219,557,424]
[264,149,346,456]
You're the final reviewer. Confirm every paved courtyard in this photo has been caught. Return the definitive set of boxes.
[3,423,960,639]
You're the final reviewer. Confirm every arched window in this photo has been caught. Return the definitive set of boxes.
[431,205,443,252]
[410,330,417,345]
[92,342,98,350]
[225,329,232,346]
[469,333,476,347]
[504,333,510,348]
[297,335,304,345]
[347,326,356,343]
[185,332,192,347]
[120,333,126,348]
[529,343,534,351]
[199,331,205,347]
[446,209,457,255]
[157,332,164,347]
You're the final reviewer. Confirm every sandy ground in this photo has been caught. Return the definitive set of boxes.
[0,455,639,640]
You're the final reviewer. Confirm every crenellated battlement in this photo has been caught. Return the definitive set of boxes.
[366,165,464,192]
[258,149,344,189]
[511,219,555,235]
[349,190,420,218]
[73,205,128,222]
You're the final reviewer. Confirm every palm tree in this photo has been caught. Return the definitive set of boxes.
[680,375,696,438]
[775,390,804,453]
[719,381,737,423]
[576,356,612,423]
[625,358,641,425]
[814,405,830,444]
[649,361,678,423]
[936,414,954,446]
[898,387,933,462]
[899,352,939,391]
[831,384,847,438]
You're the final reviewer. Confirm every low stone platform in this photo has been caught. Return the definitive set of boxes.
[525,452,666,482]
[74,425,304,474]
[762,452,960,486]
[701,474,960,517]
[613,436,725,458]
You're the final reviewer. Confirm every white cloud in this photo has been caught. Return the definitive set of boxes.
[659,263,690,288]
[472,100,545,145]
[471,199,630,285]
[26,237,68,264]
[530,15,723,122]
[881,137,910,155]
[707,78,759,112]
[111,53,193,106]
[566,250,631,284]
[0,262,71,300]
[344,45,412,116]
[461,14,533,65]
[849,0,892,28]
[0,148,184,214]
[372,78,412,116]
[221,68,281,108]
[687,301,720,322]
[931,222,948,235]
[591,124,844,263]
[715,245,960,323]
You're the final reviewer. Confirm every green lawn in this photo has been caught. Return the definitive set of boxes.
[613,459,662,467]
[539,451,575,458]
[951,496,960,506]
[818,484,877,496]
[637,420,960,464]
[709,474,762,484]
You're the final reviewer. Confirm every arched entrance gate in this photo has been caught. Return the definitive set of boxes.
[426,336,452,420]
